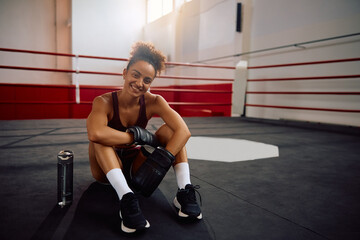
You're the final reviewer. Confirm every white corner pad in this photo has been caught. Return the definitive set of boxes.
[185,136,279,162]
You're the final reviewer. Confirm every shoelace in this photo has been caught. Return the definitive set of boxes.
[194,185,202,206]
[122,195,140,214]
[185,185,202,206]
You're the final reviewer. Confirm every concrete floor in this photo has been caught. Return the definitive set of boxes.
[0,117,359,240]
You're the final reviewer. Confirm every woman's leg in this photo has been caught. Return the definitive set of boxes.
[155,124,188,165]
[131,123,188,174]
[130,123,190,186]
[88,141,132,200]
[88,141,122,182]
[154,124,202,219]
[155,124,191,189]
[88,141,150,232]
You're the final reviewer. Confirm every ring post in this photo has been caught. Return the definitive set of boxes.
[73,55,80,104]
[232,60,248,116]
[75,76,80,104]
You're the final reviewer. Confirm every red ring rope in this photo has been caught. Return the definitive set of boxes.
[0,65,234,81]
[248,58,360,69]
[0,48,234,70]
[2,47,359,118]
[246,57,360,114]
[248,74,360,82]
[245,104,360,113]
[246,91,360,95]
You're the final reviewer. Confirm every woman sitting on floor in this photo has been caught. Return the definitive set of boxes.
[86,41,202,233]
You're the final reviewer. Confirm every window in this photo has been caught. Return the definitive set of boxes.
[175,0,192,9]
[147,0,192,23]
[147,0,173,23]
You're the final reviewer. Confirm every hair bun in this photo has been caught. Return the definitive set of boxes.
[128,41,166,76]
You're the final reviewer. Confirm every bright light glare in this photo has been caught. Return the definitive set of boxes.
[162,0,173,15]
[147,0,175,23]
[148,0,162,23]
[175,0,192,8]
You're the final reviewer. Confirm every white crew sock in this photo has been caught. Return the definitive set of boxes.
[174,162,191,189]
[106,168,133,200]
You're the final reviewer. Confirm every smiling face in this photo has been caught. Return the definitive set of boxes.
[123,60,156,97]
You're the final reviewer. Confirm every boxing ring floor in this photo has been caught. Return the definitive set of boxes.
[0,117,359,240]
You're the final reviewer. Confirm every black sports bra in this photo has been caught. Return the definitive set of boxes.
[107,91,148,131]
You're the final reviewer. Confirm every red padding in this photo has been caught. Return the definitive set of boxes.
[0,83,232,119]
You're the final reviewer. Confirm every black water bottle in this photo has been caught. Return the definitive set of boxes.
[57,150,73,207]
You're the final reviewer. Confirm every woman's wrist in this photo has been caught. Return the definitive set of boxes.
[126,132,135,145]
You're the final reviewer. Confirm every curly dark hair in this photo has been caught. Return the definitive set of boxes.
[127,41,167,77]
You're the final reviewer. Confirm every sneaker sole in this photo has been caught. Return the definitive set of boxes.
[173,197,203,220]
[119,211,150,233]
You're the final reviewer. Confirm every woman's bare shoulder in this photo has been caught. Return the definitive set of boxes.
[93,92,113,103]
[144,92,170,117]
[91,92,115,113]
[144,91,164,105]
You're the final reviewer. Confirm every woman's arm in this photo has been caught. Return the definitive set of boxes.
[151,95,191,156]
[86,96,134,146]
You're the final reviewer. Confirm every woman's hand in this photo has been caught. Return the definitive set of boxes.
[127,126,160,147]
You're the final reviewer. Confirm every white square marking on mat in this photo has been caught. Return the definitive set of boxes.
[186,136,279,162]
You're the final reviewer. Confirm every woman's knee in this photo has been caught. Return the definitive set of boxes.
[91,167,108,183]
[155,124,174,146]
[89,143,107,182]
[88,141,120,181]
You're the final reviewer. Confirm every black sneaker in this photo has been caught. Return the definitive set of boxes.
[173,184,202,220]
[120,192,150,233]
